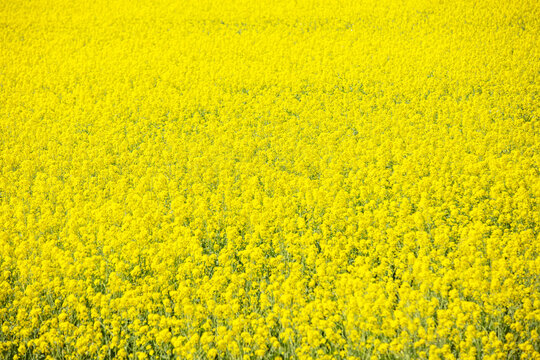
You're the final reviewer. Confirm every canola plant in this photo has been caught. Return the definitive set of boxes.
[0,0,539,359]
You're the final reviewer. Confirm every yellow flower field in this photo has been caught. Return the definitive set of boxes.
[0,0,539,359]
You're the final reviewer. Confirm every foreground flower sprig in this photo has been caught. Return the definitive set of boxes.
[0,0,539,359]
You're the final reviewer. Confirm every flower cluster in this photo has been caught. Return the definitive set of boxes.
[0,0,539,359]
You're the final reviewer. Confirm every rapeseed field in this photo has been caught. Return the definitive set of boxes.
[0,0,539,359]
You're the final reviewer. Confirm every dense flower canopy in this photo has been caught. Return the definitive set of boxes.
[0,0,539,359]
